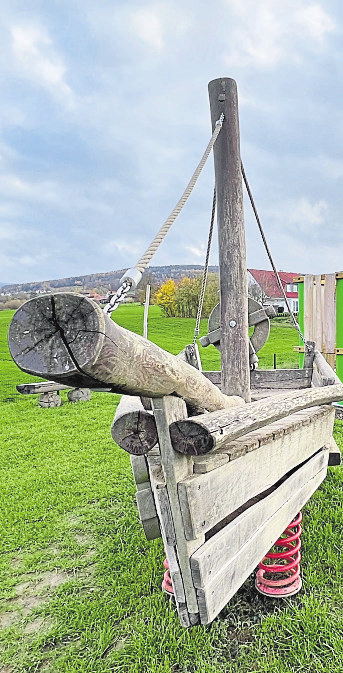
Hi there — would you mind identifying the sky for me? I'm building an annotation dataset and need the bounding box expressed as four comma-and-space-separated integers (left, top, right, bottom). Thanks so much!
1, 0, 343, 284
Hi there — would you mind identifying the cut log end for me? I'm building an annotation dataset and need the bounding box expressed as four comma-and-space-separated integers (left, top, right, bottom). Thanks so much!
111, 409, 158, 455
169, 421, 214, 456
8, 293, 104, 380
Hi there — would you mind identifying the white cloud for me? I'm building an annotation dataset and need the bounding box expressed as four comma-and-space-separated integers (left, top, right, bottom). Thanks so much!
222, 1, 335, 68
131, 8, 164, 51
11, 25, 74, 107
184, 244, 206, 258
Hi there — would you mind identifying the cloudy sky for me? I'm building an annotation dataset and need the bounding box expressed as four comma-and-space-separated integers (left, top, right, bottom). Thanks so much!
1, 0, 342, 284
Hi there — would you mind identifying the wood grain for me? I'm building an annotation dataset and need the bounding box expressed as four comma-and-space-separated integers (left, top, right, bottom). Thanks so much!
178, 407, 333, 539
170, 385, 343, 455
8, 293, 244, 413
208, 78, 250, 402
192, 448, 328, 624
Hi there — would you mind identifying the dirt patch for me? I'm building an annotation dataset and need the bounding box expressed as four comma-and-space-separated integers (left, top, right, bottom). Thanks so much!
0, 612, 20, 629
12, 595, 45, 616
14, 571, 69, 596
74, 533, 94, 546
0, 666, 14, 673
23, 617, 53, 635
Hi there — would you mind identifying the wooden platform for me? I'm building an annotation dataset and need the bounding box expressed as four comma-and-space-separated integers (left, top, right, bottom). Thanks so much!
129, 374, 338, 626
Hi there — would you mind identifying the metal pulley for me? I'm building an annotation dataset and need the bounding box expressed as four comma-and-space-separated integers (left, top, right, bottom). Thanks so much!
199, 298, 276, 369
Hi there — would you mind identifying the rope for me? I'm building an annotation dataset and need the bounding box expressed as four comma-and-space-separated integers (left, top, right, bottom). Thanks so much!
241, 162, 310, 350
192, 187, 216, 346
135, 114, 224, 274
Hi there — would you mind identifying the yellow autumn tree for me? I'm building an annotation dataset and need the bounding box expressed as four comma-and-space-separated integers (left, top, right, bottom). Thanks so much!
153, 278, 177, 317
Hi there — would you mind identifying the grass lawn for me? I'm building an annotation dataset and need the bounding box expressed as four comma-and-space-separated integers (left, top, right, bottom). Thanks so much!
0, 304, 342, 672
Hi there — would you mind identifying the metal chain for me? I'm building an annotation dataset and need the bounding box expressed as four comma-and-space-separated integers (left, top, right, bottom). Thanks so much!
192, 187, 216, 346
241, 162, 311, 351
103, 280, 131, 316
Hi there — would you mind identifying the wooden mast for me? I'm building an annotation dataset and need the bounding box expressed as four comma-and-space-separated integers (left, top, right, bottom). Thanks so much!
208, 78, 250, 402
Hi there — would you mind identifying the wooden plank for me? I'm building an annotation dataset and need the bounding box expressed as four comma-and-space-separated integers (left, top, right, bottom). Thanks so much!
208, 77, 250, 402
152, 397, 205, 617
170, 385, 343, 455
16, 381, 70, 394
313, 350, 341, 386
192, 448, 328, 624
178, 407, 334, 540
315, 274, 323, 352
304, 275, 314, 342
323, 274, 336, 358
326, 436, 342, 466
130, 455, 149, 485
251, 369, 312, 384
147, 456, 190, 626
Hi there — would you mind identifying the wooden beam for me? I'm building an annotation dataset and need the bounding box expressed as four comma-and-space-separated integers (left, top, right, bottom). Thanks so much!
8, 293, 244, 413
170, 385, 343, 455
208, 78, 250, 402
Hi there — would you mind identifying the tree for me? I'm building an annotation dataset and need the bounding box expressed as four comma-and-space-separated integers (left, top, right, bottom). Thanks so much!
153, 279, 177, 317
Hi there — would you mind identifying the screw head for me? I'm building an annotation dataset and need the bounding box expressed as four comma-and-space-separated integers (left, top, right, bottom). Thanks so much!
229, 320, 237, 327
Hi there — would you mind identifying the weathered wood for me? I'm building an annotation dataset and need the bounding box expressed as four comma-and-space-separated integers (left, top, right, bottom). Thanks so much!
191, 405, 326, 473
208, 78, 250, 402
251, 368, 312, 389
192, 448, 328, 624
143, 284, 150, 339
17, 381, 70, 395
304, 274, 314, 342
130, 454, 149, 485
67, 388, 91, 402
178, 407, 334, 539
170, 384, 343, 455
313, 350, 341, 386
152, 397, 204, 616
147, 454, 190, 625
111, 395, 158, 455
135, 486, 161, 540
203, 369, 312, 390
323, 273, 336, 360
315, 274, 323, 351
326, 436, 341, 466
9, 293, 244, 413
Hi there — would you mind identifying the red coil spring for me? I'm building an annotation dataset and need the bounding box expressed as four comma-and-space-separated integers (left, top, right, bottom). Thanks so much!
162, 558, 174, 595
255, 512, 303, 597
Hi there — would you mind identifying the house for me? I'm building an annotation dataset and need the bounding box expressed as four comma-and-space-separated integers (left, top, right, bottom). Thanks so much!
248, 269, 299, 314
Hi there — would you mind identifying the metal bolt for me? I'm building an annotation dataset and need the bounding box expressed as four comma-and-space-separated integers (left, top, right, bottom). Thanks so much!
229, 320, 237, 327
218, 94, 225, 101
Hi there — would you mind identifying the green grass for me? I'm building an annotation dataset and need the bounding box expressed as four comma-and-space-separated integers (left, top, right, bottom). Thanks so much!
0, 306, 342, 672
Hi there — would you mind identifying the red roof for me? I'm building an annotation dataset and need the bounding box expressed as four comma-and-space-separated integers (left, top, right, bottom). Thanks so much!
248, 269, 299, 299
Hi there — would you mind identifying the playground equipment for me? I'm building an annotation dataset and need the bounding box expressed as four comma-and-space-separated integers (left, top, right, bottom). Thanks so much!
295, 273, 343, 385
16, 381, 92, 407
8, 77, 342, 627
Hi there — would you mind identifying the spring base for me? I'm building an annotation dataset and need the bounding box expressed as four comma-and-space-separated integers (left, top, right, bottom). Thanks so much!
255, 512, 303, 598
161, 558, 174, 595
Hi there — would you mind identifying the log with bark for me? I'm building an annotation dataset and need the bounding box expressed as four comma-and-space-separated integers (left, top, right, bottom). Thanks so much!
169, 384, 343, 455
8, 293, 244, 413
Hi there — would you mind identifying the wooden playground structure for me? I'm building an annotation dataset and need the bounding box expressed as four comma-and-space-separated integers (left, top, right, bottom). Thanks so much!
8, 78, 343, 627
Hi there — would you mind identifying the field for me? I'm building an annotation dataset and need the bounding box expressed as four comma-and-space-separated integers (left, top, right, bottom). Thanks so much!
0, 304, 343, 673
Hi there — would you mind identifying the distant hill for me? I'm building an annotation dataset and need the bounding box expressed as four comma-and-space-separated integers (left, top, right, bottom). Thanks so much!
2, 265, 219, 297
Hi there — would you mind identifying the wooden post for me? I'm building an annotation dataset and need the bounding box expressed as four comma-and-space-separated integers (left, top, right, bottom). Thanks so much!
208, 78, 250, 402
143, 284, 151, 339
